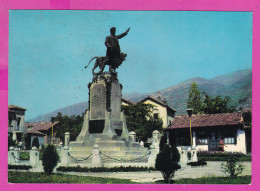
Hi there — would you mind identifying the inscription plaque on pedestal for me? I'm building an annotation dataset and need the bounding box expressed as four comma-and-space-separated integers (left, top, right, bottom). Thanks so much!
110, 83, 122, 120
90, 83, 106, 119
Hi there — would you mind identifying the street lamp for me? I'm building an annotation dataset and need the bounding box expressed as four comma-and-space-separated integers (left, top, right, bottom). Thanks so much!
186, 109, 193, 146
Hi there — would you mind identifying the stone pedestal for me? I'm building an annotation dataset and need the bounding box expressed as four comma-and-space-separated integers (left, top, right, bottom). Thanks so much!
30, 146, 39, 167
191, 146, 198, 162
129, 131, 136, 142
8, 147, 17, 164
148, 145, 158, 168
151, 130, 161, 153
69, 72, 147, 160
64, 132, 70, 150
179, 146, 188, 165
92, 144, 103, 167
60, 147, 71, 166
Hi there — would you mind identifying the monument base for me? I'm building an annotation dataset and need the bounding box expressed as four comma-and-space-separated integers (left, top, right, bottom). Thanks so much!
69, 72, 148, 161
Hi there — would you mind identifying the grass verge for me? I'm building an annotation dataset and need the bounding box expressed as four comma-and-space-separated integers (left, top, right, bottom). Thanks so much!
155, 175, 251, 184
8, 171, 134, 184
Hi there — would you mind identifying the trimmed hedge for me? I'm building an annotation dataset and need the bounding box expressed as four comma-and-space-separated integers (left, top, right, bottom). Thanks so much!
8, 165, 32, 170
197, 151, 251, 161
57, 166, 155, 173
187, 160, 207, 167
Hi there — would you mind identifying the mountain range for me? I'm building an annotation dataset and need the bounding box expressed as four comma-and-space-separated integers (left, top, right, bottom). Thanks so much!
28, 68, 252, 122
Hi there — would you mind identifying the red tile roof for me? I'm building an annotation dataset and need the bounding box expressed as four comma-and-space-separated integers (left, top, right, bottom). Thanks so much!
166, 112, 244, 129
8, 104, 26, 110
26, 121, 59, 131
138, 96, 176, 112
27, 129, 46, 136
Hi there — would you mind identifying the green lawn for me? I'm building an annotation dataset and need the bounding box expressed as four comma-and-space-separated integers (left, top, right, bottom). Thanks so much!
19, 152, 43, 160
8, 171, 134, 184
173, 176, 251, 184
8, 171, 251, 184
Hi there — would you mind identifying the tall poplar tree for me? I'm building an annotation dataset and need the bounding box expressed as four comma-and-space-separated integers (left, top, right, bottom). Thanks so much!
187, 82, 202, 114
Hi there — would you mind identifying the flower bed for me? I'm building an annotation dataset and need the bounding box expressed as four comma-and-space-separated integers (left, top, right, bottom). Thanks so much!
197, 151, 251, 161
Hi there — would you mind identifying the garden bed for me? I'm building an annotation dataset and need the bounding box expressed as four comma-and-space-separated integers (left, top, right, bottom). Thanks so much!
197, 151, 251, 161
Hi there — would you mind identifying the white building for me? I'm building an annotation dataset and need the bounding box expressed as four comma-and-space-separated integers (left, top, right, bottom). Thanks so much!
8, 105, 27, 147
138, 96, 176, 128
166, 109, 252, 154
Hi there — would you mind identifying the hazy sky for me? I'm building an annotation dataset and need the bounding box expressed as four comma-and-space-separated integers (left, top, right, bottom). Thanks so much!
9, 10, 252, 120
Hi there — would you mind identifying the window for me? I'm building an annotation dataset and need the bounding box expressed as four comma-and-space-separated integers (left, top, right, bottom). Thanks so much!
197, 138, 208, 145
196, 130, 209, 145
224, 137, 235, 144
222, 128, 237, 144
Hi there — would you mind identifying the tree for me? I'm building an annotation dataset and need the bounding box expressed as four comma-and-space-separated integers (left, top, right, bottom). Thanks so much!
122, 103, 163, 142
242, 110, 252, 127
8, 136, 17, 148
155, 133, 181, 183
54, 112, 84, 142
187, 82, 202, 114
32, 137, 40, 148
201, 92, 236, 114
42, 145, 60, 174
186, 82, 236, 114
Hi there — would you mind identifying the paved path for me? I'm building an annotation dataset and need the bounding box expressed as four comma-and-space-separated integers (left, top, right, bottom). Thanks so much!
60, 161, 251, 183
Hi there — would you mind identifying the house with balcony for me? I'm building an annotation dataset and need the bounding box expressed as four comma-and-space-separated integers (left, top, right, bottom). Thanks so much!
8, 105, 27, 147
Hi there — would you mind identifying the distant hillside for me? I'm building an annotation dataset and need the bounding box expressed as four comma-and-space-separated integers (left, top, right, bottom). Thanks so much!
152, 68, 252, 114
28, 69, 252, 122
28, 102, 88, 122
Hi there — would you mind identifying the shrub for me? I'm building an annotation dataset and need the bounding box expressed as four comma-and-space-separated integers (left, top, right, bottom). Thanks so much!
32, 137, 40, 149
42, 145, 59, 174
8, 136, 17, 149
187, 160, 207, 167
8, 165, 32, 170
155, 134, 181, 183
221, 155, 245, 178
197, 151, 250, 161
